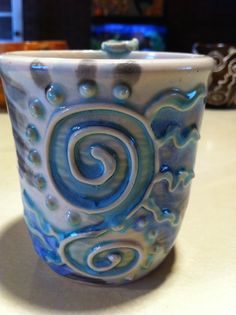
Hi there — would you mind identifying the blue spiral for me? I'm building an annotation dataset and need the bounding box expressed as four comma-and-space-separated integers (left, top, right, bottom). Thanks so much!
61, 237, 143, 279
47, 104, 156, 216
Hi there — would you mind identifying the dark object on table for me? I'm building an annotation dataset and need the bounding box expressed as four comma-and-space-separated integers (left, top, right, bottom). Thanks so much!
193, 43, 236, 108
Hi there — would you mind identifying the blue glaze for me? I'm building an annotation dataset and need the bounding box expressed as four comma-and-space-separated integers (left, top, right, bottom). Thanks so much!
64, 240, 140, 277
146, 84, 205, 113
78, 80, 97, 98
29, 98, 45, 119
148, 85, 205, 142
73, 142, 117, 180
65, 209, 81, 226
31, 63, 48, 71
46, 83, 65, 106
28, 149, 41, 166
26, 124, 40, 143
46, 195, 58, 210
112, 84, 131, 100
34, 174, 46, 191
23, 188, 178, 282
187, 90, 197, 99
18, 82, 206, 284
48, 108, 155, 220
23, 190, 56, 249
160, 164, 170, 173
161, 208, 171, 216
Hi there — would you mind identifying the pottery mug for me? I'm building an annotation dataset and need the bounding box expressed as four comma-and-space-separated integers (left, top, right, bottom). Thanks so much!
0, 39, 213, 285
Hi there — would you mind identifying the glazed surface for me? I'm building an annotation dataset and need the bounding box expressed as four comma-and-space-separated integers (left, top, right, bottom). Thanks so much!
0, 54, 210, 284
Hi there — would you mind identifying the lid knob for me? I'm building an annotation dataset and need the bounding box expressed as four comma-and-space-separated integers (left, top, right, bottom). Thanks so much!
101, 38, 139, 56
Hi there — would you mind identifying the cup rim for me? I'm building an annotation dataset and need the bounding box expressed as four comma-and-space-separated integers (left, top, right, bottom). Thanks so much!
0, 50, 214, 71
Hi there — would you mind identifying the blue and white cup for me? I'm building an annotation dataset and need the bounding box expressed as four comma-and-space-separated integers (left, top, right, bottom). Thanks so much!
0, 40, 213, 285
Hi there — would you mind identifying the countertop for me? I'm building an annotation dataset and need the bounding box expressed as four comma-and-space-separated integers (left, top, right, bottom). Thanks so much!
0, 109, 235, 315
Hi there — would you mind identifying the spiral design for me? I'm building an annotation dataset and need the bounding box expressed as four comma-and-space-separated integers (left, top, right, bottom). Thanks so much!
228, 58, 236, 75
60, 233, 144, 280
46, 104, 156, 215
208, 91, 228, 105
208, 50, 225, 71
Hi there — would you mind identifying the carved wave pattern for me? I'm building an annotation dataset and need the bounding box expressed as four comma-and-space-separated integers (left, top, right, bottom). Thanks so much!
24, 189, 177, 284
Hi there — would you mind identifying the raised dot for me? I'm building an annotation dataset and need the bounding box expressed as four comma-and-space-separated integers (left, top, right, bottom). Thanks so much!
108, 253, 120, 264
136, 215, 148, 229
161, 208, 171, 216
34, 174, 46, 191
113, 83, 131, 100
46, 83, 65, 106
26, 124, 40, 143
152, 243, 161, 253
28, 149, 41, 166
65, 209, 80, 226
29, 98, 45, 119
46, 195, 58, 210
148, 229, 158, 240
78, 80, 97, 98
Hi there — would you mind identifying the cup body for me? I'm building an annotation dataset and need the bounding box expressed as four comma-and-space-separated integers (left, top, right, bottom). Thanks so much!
0, 50, 213, 285
193, 43, 236, 107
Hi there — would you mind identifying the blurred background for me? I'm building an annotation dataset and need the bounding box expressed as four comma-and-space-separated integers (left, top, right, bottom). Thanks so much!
1, 0, 236, 109
0, 0, 236, 52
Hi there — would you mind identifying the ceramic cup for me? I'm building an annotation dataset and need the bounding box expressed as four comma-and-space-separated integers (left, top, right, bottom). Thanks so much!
0, 41, 68, 110
193, 43, 236, 107
0, 39, 213, 285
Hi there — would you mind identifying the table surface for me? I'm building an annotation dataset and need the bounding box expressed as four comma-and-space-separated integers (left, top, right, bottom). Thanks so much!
0, 109, 236, 315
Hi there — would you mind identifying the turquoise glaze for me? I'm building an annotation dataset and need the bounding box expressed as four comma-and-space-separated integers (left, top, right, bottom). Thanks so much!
0, 39, 214, 285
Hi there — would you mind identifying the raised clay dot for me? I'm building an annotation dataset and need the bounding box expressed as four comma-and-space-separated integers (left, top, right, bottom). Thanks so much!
28, 149, 41, 166
152, 243, 161, 253
65, 209, 80, 226
26, 124, 40, 143
112, 83, 131, 100
108, 253, 121, 264
78, 80, 97, 98
46, 195, 58, 210
161, 208, 171, 216
29, 98, 45, 119
136, 215, 148, 229
34, 174, 46, 191
148, 229, 158, 240
46, 83, 65, 106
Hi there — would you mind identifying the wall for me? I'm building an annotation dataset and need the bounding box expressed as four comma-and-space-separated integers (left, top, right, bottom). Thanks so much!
23, 0, 91, 49
22, 0, 236, 52
166, 0, 236, 52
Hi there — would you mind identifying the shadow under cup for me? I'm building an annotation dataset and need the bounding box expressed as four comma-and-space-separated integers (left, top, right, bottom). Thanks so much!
0, 50, 213, 285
